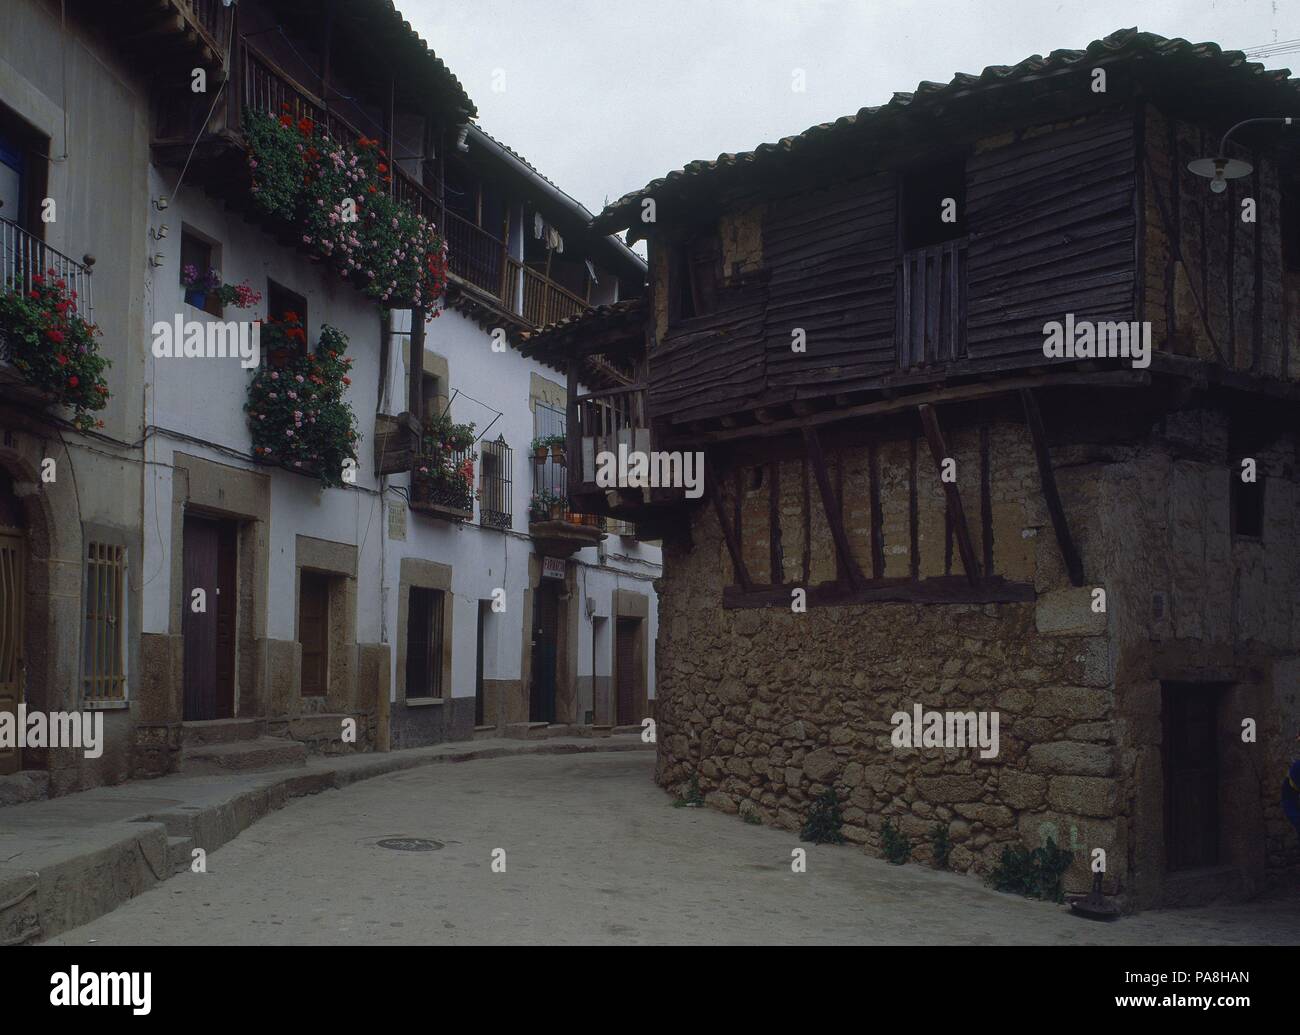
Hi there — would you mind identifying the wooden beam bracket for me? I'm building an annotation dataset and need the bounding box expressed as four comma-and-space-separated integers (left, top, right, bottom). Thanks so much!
1020, 388, 1085, 587
917, 403, 980, 585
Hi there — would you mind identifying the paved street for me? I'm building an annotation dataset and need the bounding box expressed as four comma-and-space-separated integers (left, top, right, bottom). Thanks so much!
46, 752, 1300, 945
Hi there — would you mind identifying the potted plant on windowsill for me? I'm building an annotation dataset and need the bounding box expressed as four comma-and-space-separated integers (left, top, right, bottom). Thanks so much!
545, 433, 567, 463
182, 266, 262, 312
530, 436, 549, 462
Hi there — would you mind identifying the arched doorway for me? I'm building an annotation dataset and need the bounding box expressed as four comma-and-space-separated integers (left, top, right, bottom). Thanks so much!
0, 467, 26, 774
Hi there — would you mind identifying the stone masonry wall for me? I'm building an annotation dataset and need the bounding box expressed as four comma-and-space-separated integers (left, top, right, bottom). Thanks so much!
656, 404, 1300, 908
656, 419, 1121, 898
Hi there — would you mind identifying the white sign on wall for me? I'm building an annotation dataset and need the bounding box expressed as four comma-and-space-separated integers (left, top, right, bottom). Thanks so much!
541, 557, 566, 581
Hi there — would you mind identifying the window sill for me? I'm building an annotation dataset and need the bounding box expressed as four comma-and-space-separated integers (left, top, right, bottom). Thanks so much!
404, 696, 445, 708
82, 698, 130, 710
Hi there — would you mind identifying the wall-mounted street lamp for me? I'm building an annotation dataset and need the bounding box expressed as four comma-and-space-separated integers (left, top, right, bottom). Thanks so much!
1188, 116, 1294, 193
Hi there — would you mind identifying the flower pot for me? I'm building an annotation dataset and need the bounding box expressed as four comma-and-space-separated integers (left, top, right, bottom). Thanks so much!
186, 289, 207, 310
548, 502, 566, 521
549, 443, 565, 463
533, 446, 547, 462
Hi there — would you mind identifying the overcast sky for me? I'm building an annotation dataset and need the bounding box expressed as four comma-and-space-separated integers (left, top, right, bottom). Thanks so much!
407, 0, 1293, 219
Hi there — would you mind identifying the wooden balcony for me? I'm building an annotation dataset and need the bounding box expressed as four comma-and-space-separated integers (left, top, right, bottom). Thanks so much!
566, 383, 683, 515
896, 237, 968, 370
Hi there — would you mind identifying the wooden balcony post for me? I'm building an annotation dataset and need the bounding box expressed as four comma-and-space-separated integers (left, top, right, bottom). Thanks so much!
228, 7, 243, 132
408, 307, 425, 427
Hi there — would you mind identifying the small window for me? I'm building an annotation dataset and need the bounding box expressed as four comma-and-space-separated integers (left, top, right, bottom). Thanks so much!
1231, 471, 1264, 539
83, 542, 126, 702
670, 234, 720, 321
421, 372, 442, 425
267, 280, 308, 342
181, 231, 223, 317
901, 157, 966, 251
406, 587, 445, 699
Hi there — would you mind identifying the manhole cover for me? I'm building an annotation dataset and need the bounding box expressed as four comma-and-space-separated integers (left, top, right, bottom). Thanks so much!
377, 838, 443, 852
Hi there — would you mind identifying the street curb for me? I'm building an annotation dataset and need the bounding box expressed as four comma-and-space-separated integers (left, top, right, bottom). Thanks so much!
12, 736, 651, 944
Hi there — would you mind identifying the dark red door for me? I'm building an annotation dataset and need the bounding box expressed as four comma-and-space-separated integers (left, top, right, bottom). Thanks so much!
616, 617, 639, 726
182, 516, 237, 720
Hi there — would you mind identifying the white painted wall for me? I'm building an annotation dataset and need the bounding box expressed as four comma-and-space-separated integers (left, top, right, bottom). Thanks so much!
384, 305, 660, 704
142, 164, 387, 645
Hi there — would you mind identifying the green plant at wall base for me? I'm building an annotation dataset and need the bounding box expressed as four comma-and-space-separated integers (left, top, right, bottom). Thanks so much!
0, 271, 110, 432
931, 822, 951, 870
988, 837, 1074, 902
673, 773, 705, 808
881, 819, 912, 865
800, 788, 845, 844
245, 319, 359, 488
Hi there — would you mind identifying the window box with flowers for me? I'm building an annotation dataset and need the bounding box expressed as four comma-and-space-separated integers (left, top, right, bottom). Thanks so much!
0, 270, 110, 432
410, 414, 477, 521
244, 109, 448, 310
245, 317, 359, 488
182, 265, 261, 313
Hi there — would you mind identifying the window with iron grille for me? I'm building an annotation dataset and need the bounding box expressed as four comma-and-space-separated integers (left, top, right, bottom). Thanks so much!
405, 587, 445, 699
83, 542, 126, 701
532, 402, 569, 518
480, 436, 512, 530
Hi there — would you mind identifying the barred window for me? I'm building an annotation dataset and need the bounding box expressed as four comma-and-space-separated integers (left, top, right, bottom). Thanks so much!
83, 542, 126, 701
480, 437, 513, 531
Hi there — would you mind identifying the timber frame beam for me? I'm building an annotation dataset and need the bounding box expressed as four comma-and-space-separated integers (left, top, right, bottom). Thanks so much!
1020, 388, 1086, 586
917, 404, 980, 585
802, 426, 867, 589
706, 455, 753, 592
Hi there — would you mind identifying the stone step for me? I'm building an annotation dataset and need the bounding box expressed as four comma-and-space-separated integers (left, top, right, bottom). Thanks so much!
180, 736, 307, 775
181, 718, 266, 747
503, 722, 551, 740
0, 769, 50, 808
472, 725, 500, 740
266, 714, 359, 755
166, 836, 196, 876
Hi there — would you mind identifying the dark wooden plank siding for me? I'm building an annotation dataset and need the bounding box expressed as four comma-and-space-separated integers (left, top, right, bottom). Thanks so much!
966, 113, 1137, 358
763, 174, 897, 384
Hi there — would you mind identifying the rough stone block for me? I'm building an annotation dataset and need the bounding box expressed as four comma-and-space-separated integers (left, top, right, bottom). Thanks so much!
1027, 741, 1114, 777
1035, 587, 1108, 636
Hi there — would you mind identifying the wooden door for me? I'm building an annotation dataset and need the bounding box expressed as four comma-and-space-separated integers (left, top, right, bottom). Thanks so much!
299, 572, 330, 696
615, 617, 639, 726
182, 516, 237, 720
529, 581, 558, 723
1163, 683, 1220, 871
0, 529, 24, 774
